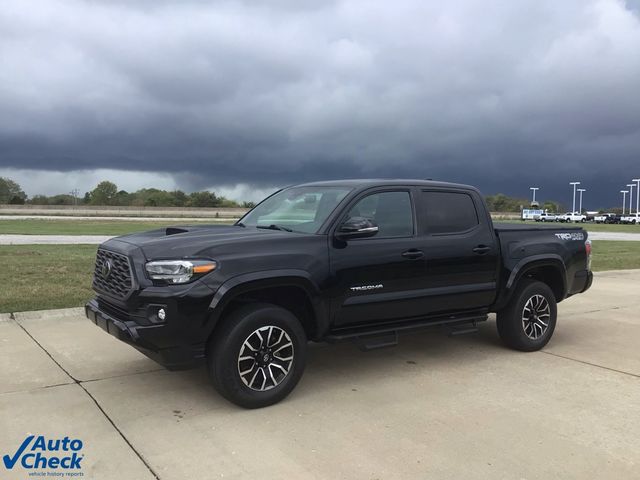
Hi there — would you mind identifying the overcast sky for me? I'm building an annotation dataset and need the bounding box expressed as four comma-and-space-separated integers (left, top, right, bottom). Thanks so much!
1, 0, 639, 207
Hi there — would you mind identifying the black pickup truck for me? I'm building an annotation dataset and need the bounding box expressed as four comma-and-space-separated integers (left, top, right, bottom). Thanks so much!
86, 180, 593, 408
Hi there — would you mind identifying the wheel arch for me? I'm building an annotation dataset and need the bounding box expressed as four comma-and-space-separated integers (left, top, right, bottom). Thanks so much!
499, 255, 567, 308
206, 270, 328, 342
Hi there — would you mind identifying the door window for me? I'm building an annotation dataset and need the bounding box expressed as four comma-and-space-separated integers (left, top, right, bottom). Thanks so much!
420, 191, 479, 234
345, 191, 414, 237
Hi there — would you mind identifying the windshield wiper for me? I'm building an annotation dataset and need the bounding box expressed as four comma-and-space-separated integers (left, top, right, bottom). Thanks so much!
256, 224, 293, 232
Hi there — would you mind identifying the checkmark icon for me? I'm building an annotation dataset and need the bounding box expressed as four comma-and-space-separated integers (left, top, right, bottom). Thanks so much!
3, 435, 34, 469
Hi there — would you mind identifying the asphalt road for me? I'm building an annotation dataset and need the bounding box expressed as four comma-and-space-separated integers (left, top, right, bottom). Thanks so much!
0, 234, 114, 244
1, 270, 639, 479
0, 206, 248, 218
587, 231, 640, 241
2, 230, 640, 244
0, 215, 235, 221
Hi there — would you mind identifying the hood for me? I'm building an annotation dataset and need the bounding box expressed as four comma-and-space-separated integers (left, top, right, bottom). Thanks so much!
102, 224, 292, 259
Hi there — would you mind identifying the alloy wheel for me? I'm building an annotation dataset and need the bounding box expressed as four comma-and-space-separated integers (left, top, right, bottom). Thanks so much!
237, 326, 294, 391
522, 294, 551, 340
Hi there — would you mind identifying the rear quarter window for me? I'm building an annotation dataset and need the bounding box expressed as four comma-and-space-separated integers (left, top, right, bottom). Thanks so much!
420, 190, 479, 234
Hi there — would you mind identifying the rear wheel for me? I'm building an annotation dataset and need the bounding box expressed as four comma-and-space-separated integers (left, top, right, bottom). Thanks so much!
207, 303, 307, 408
497, 279, 557, 351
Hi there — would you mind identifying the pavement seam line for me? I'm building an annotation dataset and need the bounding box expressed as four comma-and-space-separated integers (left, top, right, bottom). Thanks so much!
14, 320, 160, 480
0, 382, 78, 396
79, 385, 160, 480
80, 367, 166, 384
14, 319, 79, 383
541, 350, 640, 379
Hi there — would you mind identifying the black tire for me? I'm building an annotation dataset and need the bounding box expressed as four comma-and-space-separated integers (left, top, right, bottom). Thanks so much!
496, 279, 557, 352
207, 303, 307, 409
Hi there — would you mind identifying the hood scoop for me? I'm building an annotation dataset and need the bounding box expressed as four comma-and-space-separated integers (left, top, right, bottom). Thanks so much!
166, 227, 190, 235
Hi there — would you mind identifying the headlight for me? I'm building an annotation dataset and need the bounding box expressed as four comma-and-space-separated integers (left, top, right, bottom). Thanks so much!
145, 259, 217, 284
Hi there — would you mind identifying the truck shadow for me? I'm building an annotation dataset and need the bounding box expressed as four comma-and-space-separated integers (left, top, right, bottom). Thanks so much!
158, 318, 507, 409
306, 318, 504, 374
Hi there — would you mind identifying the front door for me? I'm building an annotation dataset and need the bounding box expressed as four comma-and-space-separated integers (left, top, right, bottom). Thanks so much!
329, 189, 428, 327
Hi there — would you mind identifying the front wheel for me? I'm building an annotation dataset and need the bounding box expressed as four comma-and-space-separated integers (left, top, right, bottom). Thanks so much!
496, 279, 557, 352
207, 303, 307, 408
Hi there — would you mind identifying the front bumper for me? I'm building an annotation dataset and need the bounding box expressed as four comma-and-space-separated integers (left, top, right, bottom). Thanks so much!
85, 299, 207, 370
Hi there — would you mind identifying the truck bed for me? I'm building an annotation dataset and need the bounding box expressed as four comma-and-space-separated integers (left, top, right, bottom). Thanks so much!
492, 222, 589, 305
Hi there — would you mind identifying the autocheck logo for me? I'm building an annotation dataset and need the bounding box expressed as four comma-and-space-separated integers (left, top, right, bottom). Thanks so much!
3, 435, 84, 472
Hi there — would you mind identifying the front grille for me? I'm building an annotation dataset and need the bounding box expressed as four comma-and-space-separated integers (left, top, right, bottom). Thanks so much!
93, 249, 133, 299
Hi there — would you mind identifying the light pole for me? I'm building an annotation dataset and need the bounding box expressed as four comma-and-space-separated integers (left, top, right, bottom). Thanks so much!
633, 178, 640, 217
569, 182, 580, 213
621, 190, 628, 215
529, 187, 539, 205
627, 184, 635, 217
577, 188, 586, 213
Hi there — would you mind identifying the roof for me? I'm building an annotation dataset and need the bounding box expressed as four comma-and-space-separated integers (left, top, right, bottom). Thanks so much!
294, 178, 477, 191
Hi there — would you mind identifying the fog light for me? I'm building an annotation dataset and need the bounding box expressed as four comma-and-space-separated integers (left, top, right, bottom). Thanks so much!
158, 308, 166, 321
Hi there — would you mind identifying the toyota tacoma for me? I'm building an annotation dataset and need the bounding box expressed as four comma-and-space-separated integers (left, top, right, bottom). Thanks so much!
86, 180, 593, 408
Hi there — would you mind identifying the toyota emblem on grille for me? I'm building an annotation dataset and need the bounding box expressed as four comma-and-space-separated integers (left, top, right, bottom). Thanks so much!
101, 259, 113, 279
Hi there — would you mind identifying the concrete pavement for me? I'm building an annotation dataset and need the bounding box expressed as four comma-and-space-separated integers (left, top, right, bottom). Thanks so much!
1, 271, 639, 479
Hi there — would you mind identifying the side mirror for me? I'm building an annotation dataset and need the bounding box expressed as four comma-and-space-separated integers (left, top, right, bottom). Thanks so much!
336, 216, 379, 240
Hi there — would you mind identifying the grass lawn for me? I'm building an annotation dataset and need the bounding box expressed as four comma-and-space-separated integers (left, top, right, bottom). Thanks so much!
1, 240, 639, 313
0, 245, 97, 313
581, 223, 640, 233
590, 241, 640, 272
0, 218, 234, 235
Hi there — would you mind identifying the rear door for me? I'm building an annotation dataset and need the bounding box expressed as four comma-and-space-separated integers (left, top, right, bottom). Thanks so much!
414, 189, 498, 313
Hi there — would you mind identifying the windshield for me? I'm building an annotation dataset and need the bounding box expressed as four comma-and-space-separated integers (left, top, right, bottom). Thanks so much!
239, 186, 352, 233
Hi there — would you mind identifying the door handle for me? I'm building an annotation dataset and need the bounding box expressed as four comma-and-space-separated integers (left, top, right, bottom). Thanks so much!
401, 249, 424, 260
472, 245, 491, 255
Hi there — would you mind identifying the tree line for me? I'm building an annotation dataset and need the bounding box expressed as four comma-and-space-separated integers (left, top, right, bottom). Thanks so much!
0, 178, 255, 208
2, 176, 572, 212
485, 193, 564, 213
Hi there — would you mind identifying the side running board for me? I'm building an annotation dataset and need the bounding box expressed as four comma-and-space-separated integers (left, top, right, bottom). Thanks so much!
325, 313, 488, 350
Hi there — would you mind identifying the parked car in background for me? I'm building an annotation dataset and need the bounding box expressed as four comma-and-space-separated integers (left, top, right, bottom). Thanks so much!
621, 215, 639, 224
594, 213, 616, 223
534, 212, 558, 222
521, 209, 543, 221
558, 212, 586, 223
605, 214, 622, 224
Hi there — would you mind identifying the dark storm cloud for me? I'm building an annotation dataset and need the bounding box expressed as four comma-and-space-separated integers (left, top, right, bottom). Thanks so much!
1, 0, 640, 206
